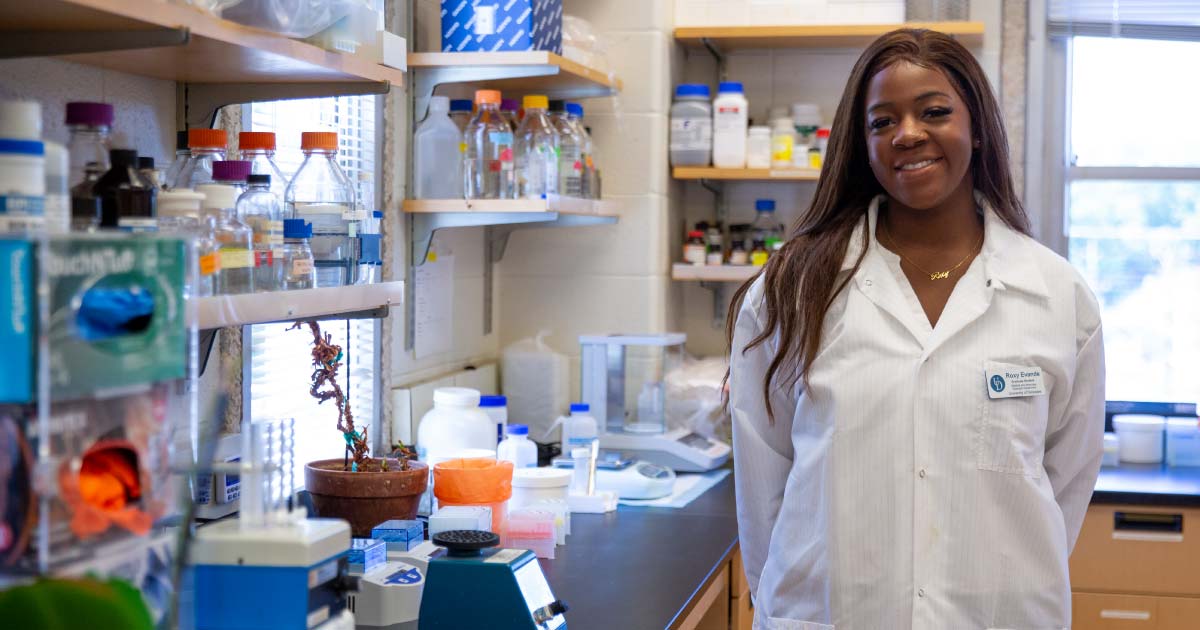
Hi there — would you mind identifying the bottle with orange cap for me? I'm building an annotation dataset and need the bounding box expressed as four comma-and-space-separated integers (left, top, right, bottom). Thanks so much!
175, 128, 228, 190
238, 131, 290, 199
284, 131, 359, 287
464, 89, 515, 199
515, 95, 559, 199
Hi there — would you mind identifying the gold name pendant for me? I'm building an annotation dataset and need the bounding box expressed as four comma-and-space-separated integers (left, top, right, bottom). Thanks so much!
930, 271, 950, 280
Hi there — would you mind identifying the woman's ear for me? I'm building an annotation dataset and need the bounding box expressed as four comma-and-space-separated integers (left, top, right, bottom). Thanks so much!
973, 138, 981, 149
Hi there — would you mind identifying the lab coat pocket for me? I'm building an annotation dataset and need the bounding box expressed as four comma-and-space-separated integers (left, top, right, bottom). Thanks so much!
977, 361, 1051, 478
755, 616, 834, 630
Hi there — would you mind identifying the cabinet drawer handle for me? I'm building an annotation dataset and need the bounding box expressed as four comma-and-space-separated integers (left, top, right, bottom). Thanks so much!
1100, 609, 1151, 621
1112, 511, 1184, 542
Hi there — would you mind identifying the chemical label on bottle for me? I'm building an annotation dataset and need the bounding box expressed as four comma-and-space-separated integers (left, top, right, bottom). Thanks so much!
771, 136, 794, 164
751, 251, 769, 266
254, 250, 274, 267
714, 107, 745, 132
219, 248, 254, 269
0, 194, 45, 217
683, 244, 706, 266
342, 208, 367, 221
669, 118, 713, 152
499, 146, 514, 163
291, 259, 314, 276
199, 252, 219, 276
252, 220, 285, 247
489, 131, 514, 148
118, 217, 158, 233
730, 250, 749, 265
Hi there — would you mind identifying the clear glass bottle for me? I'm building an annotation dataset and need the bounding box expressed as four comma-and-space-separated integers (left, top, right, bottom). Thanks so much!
239, 131, 290, 199
65, 101, 113, 189
750, 199, 783, 253
285, 131, 358, 287
500, 98, 520, 132
163, 130, 190, 191
449, 99, 474, 133
279, 218, 316, 291
237, 174, 284, 292
515, 94, 559, 199
729, 238, 749, 265
211, 160, 250, 194
159, 189, 219, 298
70, 161, 103, 232
198, 183, 255, 295
177, 128, 228, 189
566, 103, 595, 199
464, 90, 515, 199
549, 100, 584, 198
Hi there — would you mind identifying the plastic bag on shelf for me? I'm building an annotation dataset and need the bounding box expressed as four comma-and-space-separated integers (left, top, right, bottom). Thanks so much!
219, 0, 368, 39
562, 15, 610, 74
176, 0, 244, 15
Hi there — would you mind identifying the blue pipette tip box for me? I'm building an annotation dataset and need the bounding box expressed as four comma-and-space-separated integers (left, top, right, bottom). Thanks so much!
348, 538, 387, 574
371, 519, 424, 552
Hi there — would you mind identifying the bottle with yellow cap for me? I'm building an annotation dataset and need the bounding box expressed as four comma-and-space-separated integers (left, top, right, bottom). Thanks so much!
284, 131, 359, 287
464, 89, 515, 199
515, 95, 559, 199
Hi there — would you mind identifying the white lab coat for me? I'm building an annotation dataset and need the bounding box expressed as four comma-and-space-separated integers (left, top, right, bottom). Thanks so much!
730, 194, 1105, 630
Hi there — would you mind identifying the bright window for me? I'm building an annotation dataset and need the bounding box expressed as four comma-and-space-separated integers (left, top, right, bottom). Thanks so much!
244, 95, 381, 484
1066, 37, 1200, 403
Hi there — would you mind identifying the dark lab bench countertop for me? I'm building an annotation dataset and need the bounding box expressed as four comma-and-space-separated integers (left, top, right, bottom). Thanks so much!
1092, 463, 1200, 507
539, 475, 739, 630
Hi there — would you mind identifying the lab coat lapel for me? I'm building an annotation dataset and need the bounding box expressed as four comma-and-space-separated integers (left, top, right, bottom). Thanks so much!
845, 197, 933, 346
921, 258, 992, 357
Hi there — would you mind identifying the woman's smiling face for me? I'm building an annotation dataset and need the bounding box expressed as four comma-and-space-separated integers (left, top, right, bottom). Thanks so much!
864, 60, 975, 211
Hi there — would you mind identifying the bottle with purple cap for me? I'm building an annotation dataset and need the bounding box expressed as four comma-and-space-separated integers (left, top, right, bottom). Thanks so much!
65, 101, 113, 189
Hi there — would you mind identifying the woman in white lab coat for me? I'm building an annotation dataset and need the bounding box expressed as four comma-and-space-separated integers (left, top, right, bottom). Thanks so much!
727, 29, 1105, 629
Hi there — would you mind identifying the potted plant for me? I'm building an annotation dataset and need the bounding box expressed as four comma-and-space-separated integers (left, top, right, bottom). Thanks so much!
295, 321, 427, 536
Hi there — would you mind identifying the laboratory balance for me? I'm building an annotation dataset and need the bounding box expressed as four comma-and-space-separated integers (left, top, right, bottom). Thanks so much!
580, 334, 730, 472
418, 530, 568, 630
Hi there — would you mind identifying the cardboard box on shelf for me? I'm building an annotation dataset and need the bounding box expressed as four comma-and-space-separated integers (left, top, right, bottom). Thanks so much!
441, 0, 563, 54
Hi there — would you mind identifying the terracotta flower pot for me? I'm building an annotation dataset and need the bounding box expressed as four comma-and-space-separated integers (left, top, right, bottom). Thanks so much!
304, 458, 428, 537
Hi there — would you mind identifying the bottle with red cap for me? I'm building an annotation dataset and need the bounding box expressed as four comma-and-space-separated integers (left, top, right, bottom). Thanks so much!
65, 101, 114, 188
164, 131, 190, 191
284, 131, 359, 287
238, 131, 290, 199
464, 90, 515, 199
176, 128, 228, 189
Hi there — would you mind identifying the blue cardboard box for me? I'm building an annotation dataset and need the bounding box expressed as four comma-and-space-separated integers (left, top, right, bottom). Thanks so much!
348, 538, 387, 574
371, 519, 424, 552
0, 239, 34, 404
441, 0, 563, 54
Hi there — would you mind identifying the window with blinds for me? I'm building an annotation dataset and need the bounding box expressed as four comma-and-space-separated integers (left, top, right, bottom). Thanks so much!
244, 95, 382, 485
1046, 5, 1200, 403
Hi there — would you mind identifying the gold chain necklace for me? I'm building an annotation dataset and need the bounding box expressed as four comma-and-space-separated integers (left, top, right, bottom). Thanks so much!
879, 220, 984, 281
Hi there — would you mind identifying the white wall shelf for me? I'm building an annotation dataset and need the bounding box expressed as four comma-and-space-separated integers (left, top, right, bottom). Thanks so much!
196, 282, 404, 330
674, 22, 985, 50
0, 0, 405, 126
672, 263, 758, 282
673, 166, 821, 181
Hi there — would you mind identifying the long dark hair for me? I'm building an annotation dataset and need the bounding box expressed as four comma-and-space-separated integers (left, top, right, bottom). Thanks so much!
726, 29, 1030, 422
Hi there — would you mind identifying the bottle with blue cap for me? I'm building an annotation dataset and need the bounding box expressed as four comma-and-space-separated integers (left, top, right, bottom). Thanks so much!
554, 403, 598, 474
497, 423, 538, 469
713, 81, 749, 168
279, 218, 316, 290
750, 199, 783, 265
670, 84, 713, 167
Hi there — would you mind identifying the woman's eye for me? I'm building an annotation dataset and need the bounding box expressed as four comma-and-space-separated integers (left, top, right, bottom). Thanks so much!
925, 107, 952, 118
869, 118, 891, 130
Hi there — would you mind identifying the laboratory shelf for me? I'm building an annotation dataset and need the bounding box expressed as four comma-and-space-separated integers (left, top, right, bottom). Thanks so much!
672, 166, 821, 181
672, 263, 758, 282
674, 21, 985, 49
195, 281, 404, 330
408, 51, 622, 101
0, 0, 405, 126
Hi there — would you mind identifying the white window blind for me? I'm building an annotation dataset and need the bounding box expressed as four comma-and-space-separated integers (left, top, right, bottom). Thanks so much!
1049, 1, 1200, 40
245, 95, 381, 484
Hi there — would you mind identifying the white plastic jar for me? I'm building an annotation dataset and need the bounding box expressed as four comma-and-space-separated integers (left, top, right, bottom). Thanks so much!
669, 84, 713, 167
0, 139, 46, 233
510, 467, 572, 511
1166, 418, 1200, 467
712, 82, 748, 168
1113, 414, 1166, 464
479, 394, 508, 445
745, 126, 771, 169
497, 424, 538, 469
418, 387, 499, 467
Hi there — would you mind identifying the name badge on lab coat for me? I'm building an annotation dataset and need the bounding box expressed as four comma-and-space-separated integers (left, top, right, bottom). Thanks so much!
985, 364, 1047, 399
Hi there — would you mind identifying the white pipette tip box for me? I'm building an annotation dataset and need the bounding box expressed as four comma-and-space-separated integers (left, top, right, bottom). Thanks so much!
568, 491, 618, 513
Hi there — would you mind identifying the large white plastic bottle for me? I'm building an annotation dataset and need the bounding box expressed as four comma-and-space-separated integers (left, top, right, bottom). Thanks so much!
712, 82, 749, 168
417, 387, 498, 467
414, 96, 464, 199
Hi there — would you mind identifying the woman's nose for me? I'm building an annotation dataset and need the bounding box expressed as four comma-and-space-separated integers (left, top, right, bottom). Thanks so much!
892, 117, 927, 148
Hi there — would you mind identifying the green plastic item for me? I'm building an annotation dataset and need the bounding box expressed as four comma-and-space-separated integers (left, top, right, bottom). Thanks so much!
0, 576, 154, 630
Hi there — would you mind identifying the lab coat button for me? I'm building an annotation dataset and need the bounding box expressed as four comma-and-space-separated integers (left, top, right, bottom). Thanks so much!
918, 468, 927, 478
864, 279, 873, 287
918, 588, 926, 598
